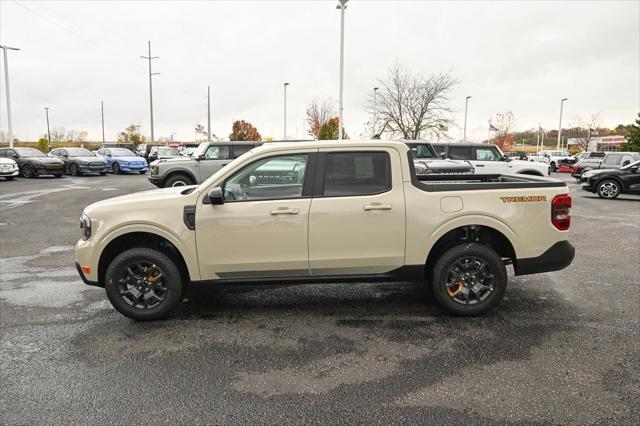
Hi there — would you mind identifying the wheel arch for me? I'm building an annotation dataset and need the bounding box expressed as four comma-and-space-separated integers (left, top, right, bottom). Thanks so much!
596, 175, 625, 191
424, 223, 517, 279
164, 169, 197, 185
97, 229, 195, 286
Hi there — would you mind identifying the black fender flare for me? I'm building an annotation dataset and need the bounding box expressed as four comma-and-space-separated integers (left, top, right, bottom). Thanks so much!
164, 169, 197, 185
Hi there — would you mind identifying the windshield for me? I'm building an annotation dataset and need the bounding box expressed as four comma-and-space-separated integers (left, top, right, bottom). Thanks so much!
110, 148, 135, 157
193, 142, 209, 158
67, 148, 94, 157
622, 160, 640, 170
15, 148, 46, 157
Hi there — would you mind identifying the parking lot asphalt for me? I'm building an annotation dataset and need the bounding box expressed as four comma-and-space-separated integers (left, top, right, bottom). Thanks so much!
1, 172, 639, 425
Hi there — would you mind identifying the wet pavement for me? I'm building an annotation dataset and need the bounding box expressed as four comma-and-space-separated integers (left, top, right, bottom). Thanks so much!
1, 173, 638, 424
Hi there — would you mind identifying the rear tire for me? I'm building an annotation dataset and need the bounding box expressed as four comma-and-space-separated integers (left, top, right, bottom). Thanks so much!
105, 247, 183, 321
596, 179, 621, 199
550, 162, 557, 172
431, 243, 507, 316
164, 173, 193, 187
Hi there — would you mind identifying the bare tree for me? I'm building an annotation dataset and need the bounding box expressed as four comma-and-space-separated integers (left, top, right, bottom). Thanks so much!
0, 130, 8, 144
490, 112, 516, 150
569, 113, 602, 152
366, 62, 458, 140
50, 127, 67, 143
66, 129, 88, 143
306, 98, 336, 139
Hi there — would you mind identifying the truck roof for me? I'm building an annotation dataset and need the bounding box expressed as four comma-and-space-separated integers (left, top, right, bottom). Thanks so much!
257, 139, 410, 152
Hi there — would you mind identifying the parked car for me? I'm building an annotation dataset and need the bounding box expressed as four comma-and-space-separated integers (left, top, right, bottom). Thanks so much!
0, 157, 19, 180
559, 151, 605, 169
95, 147, 148, 174
571, 152, 640, 181
75, 140, 575, 320
429, 142, 549, 176
580, 160, 640, 199
49, 147, 108, 176
529, 150, 572, 172
504, 151, 528, 161
0, 147, 65, 178
406, 142, 474, 174
148, 141, 259, 187
147, 146, 182, 164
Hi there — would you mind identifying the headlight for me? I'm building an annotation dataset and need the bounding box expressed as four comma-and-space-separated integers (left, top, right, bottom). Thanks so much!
80, 213, 92, 240
151, 165, 159, 175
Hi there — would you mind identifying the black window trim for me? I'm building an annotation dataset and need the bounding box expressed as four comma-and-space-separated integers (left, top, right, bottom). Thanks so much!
205, 151, 317, 204
312, 150, 393, 198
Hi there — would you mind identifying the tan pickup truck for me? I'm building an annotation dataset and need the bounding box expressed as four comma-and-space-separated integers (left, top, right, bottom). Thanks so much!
75, 140, 575, 320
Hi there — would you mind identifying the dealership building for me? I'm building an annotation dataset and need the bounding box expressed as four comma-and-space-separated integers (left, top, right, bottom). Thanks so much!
567, 135, 626, 152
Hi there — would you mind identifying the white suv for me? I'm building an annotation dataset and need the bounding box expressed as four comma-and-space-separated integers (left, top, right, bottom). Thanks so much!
429, 143, 550, 176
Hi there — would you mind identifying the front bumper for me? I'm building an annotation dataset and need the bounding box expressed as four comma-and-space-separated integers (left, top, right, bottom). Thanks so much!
580, 177, 597, 193
0, 169, 19, 177
514, 241, 575, 276
148, 175, 164, 187
75, 262, 101, 287
118, 164, 148, 172
79, 164, 108, 173
35, 166, 64, 175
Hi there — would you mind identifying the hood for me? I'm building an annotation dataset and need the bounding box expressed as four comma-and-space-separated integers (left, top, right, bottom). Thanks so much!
153, 157, 195, 166
71, 156, 107, 163
0, 158, 17, 165
111, 156, 146, 162
26, 156, 64, 164
583, 168, 619, 177
85, 185, 198, 216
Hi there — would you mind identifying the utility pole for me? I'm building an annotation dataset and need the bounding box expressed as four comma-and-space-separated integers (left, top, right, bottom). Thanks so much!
536, 123, 541, 152
0, 45, 20, 148
372, 87, 378, 138
140, 41, 159, 144
463, 95, 471, 142
557, 97, 567, 151
101, 101, 105, 144
207, 86, 212, 142
283, 82, 289, 140
44, 107, 51, 146
337, 0, 348, 140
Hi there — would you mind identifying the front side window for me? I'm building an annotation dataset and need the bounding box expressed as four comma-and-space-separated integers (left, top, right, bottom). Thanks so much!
204, 146, 230, 160
223, 154, 308, 201
409, 144, 435, 159
475, 147, 501, 161
448, 146, 472, 160
323, 152, 390, 197
604, 154, 621, 166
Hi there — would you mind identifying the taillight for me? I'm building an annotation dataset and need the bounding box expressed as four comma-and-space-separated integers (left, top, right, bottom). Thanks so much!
551, 194, 572, 230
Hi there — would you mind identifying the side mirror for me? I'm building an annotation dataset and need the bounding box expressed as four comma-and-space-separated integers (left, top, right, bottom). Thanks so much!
11, 154, 18, 159
622, 160, 630, 166
630, 166, 639, 173
439, 152, 448, 160
502, 155, 511, 162
62, 154, 68, 158
207, 186, 224, 205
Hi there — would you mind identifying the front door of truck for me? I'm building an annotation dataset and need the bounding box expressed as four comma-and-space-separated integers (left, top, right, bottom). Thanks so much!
195, 151, 316, 279
308, 149, 406, 275
472, 146, 507, 174
196, 145, 231, 182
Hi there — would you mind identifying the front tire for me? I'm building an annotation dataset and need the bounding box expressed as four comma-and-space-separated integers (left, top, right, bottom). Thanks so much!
596, 179, 621, 199
105, 247, 184, 320
164, 173, 193, 187
431, 243, 507, 316
139, 170, 147, 175
112, 162, 121, 174
99, 172, 107, 176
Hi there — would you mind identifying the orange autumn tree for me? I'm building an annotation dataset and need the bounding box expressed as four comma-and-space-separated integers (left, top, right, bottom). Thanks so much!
229, 120, 262, 141
490, 112, 516, 150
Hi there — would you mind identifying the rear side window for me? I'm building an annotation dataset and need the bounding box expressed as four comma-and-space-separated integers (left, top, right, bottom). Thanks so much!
409, 144, 435, 159
232, 145, 253, 159
603, 154, 621, 166
432, 145, 446, 155
448, 146, 472, 160
322, 152, 390, 197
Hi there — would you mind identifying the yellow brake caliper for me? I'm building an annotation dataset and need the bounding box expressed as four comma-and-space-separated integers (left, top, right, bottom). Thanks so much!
447, 281, 463, 297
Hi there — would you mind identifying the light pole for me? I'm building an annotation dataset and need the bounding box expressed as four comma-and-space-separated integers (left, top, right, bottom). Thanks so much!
44, 107, 51, 147
207, 86, 212, 142
283, 82, 289, 140
101, 101, 105, 144
372, 87, 379, 138
141, 41, 159, 144
337, 0, 348, 140
557, 97, 567, 151
463, 95, 471, 142
0, 45, 20, 148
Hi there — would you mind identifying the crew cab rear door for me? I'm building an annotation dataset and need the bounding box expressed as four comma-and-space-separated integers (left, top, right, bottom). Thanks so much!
308, 148, 406, 276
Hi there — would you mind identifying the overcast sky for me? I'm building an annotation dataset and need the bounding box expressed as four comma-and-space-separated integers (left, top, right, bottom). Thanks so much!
1, 0, 638, 142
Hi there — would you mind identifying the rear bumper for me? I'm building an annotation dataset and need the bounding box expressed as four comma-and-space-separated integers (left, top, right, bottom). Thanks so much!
514, 241, 575, 276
